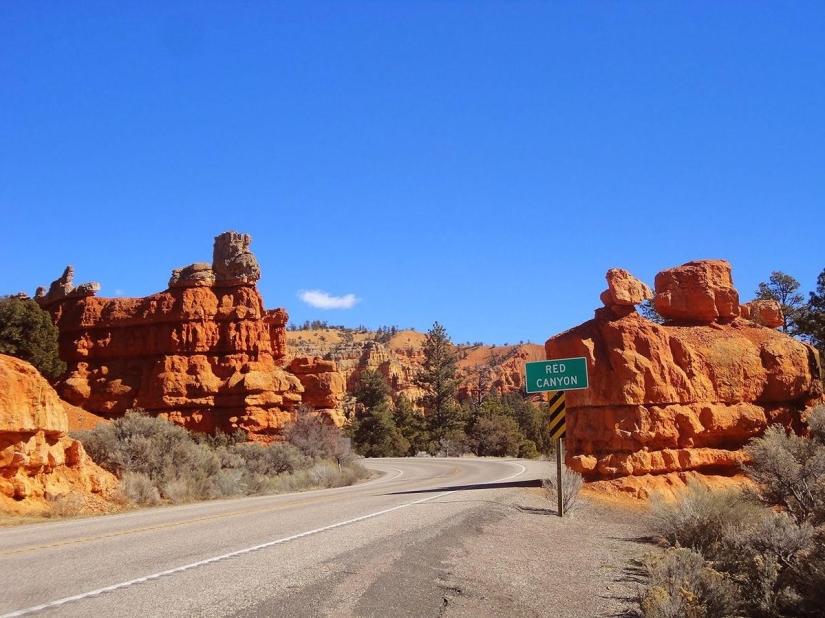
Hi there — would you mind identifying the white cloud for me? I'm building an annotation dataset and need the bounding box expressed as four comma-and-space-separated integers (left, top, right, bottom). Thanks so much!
298, 289, 359, 309
114, 289, 125, 296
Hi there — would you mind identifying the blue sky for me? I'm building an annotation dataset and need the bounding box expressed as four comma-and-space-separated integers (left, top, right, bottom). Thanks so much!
2, 2, 823, 345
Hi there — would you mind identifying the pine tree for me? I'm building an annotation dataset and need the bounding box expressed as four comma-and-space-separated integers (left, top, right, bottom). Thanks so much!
0, 296, 66, 381
393, 394, 430, 455
798, 268, 825, 360
755, 271, 805, 334
415, 322, 464, 448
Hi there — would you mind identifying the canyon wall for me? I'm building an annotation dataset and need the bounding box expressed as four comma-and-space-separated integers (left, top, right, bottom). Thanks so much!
36, 232, 344, 440
545, 261, 823, 494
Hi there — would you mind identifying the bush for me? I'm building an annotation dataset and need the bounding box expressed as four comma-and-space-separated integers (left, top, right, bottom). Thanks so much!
119, 472, 161, 506
649, 481, 763, 557
227, 441, 311, 476
0, 296, 65, 380
639, 548, 740, 618
73, 409, 367, 507
638, 425, 825, 618
285, 406, 351, 461
744, 424, 825, 525
542, 465, 584, 515
806, 405, 825, 445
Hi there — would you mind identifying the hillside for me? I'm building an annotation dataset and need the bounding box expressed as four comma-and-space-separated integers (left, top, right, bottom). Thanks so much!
285, 327, 545, 409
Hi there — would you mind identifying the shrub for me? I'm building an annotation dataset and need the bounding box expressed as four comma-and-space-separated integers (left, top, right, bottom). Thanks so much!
73, 409, 367, 507
285, 406, 350, 461
639, 548, 740, 618
0, 296, 65, 380
744, 424, 825, 525
228, 441, 311, 476
542, 465, 584, 515
46, 493, 86, 518
119, 472, 161, 506
649, 481, 762, 557
806, 405, 825, 445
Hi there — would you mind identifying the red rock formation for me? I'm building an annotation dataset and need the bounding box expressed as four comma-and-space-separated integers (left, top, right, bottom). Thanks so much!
0, 354, 117, 510
740, 300, 784, 329
35, 232, 344, 440
546, 260, 822, 486
288, 357, 347, 425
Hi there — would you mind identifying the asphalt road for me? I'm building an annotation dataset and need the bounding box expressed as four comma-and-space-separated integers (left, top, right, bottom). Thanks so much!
0, 458, 550, 618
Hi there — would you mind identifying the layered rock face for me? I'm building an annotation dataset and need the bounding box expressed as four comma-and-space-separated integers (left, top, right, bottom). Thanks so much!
36, 232, 344, 439
546, 260, 823, 488
0, 354, 116, 508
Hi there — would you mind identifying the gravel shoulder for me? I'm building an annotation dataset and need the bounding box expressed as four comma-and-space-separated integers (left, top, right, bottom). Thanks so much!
438, 486, 651, 618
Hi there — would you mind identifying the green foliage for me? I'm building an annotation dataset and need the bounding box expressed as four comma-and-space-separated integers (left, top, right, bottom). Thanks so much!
416, 322, 464, 447
393, 394, 431, 455
0, 296, 66, 380
797, 268, 825, 359
755, 271, 805, 335
352, 402, 410, 457
470, 411, 522, 457
639, 299, 665, 324
350, 370, 408, 457
353, 369, 392, 410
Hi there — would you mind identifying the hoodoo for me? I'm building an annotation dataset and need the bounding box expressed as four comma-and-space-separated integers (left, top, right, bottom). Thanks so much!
545, 260, 823, 496
35, 232, 344, 441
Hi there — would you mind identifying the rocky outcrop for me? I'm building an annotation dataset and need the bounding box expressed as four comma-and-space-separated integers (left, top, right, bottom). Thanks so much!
288, 357, 347, 425
288, 334, 426, 406
0, 354, 117, 510
36, 232, 344, 440
546, 260, 822, 486
740, 300, 784, 328
34, 266, 100, 305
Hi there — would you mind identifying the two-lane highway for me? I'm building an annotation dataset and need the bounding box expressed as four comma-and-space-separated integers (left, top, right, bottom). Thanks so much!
0, 458, 549, 618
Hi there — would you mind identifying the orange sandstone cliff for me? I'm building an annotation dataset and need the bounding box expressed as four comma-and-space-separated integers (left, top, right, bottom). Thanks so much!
0, 354, 117, 512
35, 232, 345, 440
545, 261, 823, 495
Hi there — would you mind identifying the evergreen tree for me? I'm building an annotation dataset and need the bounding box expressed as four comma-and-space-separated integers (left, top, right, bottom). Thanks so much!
797, 268, 825, 360
0, 296, 66, 381
393, 394, 430, 455
350, 370, 408, 456
755, 271, 805, 334
353, 369, 391, 411
351, 402, 409, 457
416, 322, 463, 449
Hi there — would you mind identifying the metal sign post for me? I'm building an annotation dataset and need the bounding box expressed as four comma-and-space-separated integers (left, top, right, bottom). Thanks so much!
526, 357, 590, 518
545, 390, 568, 518
557, 435, 564, 518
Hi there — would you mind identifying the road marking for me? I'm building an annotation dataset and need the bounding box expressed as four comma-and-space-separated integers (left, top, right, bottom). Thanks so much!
0, 466, 408, 558
0, 489, 459, 618
500, 461, 527, 482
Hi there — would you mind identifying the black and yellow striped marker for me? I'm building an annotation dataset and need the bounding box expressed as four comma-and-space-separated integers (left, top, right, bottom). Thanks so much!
547, 390, 566, 440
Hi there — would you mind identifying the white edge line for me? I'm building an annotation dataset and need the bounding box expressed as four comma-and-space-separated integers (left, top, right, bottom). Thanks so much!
0, 489, 455, 618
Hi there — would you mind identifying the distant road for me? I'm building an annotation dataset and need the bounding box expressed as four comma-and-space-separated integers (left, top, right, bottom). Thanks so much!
0, 458, 549, 618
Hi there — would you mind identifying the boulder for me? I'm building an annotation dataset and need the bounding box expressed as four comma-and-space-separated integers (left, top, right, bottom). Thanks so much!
740, 300, 784, 329
601, 268, 653, 307
654, 260, 740, 322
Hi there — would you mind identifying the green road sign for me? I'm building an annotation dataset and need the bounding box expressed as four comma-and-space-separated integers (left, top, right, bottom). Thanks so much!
525, 357, 589, 393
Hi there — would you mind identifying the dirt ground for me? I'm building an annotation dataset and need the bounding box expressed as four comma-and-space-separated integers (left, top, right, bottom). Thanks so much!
438, 486, 652, 618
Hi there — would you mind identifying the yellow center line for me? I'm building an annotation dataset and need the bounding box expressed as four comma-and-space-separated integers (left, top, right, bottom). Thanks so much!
0, 463, 465, 557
